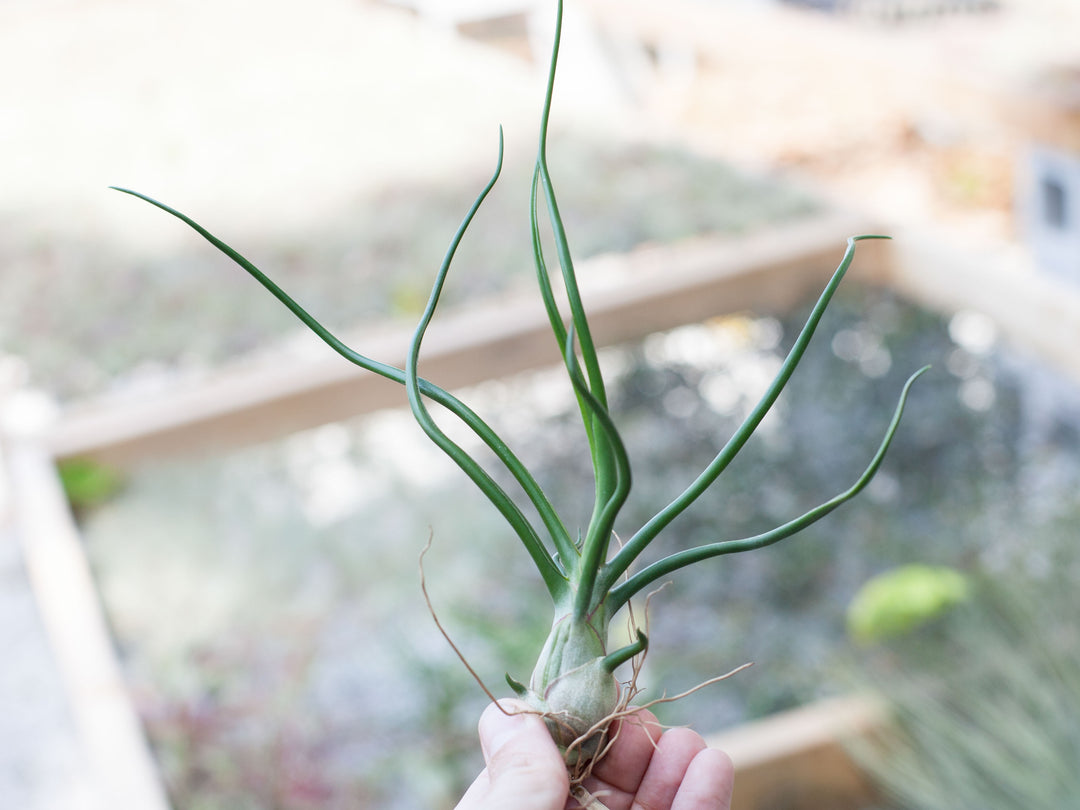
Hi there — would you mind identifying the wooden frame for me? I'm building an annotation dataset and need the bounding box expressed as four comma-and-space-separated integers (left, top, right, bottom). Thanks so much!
47, 210, 884, 468
0, 431, 171, 810
709, 696, 886, 810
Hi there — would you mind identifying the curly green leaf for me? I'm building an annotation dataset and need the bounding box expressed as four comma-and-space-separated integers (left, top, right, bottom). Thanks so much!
606, 365, 930, 613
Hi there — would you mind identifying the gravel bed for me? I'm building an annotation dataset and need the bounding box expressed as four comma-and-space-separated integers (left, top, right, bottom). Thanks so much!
78, 284, 1080, 809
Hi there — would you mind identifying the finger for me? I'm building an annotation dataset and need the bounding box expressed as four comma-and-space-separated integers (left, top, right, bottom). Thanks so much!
671, 748, 735, 810
583, 708, 664, 801
460, 700, 569, 810
628, 727, 706, 810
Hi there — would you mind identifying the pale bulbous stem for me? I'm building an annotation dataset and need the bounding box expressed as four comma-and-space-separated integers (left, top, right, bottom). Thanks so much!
526, 613, 619, 759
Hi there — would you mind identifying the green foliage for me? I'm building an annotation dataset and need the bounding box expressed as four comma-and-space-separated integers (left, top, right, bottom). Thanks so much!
57, 457, 123, 511
846, 565, 969, 644
853, 567, 1080, 809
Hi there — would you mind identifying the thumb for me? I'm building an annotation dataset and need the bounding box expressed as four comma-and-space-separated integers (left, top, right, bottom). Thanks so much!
475, 700, 569, 810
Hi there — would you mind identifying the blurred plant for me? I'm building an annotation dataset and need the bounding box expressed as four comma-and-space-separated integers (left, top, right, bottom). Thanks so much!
846, 564, 969, 644
850, 566, 1080, 809
56, 457, 123, 515
138, 628, 373, 810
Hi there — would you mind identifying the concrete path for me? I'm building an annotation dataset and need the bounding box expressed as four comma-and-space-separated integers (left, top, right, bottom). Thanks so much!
0, 440, 98, 810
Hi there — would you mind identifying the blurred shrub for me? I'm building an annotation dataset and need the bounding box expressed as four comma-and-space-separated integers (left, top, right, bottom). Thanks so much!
851, 560, 1080, 808
57, 457, 123, 514
846, 565, 969, 644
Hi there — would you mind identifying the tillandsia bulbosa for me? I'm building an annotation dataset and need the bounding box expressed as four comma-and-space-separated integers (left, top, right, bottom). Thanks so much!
112, 0, 927, 791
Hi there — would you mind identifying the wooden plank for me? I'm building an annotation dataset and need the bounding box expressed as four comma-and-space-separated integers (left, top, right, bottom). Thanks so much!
47, 211, 882, 467
707, 695, 886, 810
2, 433, 172, 810
0, 434, 99, 808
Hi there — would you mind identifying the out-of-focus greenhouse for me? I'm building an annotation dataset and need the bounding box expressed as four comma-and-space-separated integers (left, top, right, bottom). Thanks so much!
2, 1, 1080, 808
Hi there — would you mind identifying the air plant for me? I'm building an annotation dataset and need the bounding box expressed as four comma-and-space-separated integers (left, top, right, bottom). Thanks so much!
111, 0, 926, 799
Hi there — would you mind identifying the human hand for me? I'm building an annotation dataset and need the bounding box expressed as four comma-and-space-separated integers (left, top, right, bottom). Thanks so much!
454, 699, 734, 810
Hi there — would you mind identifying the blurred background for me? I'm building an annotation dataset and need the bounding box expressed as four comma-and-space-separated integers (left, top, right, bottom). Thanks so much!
3, 0, 1080, 808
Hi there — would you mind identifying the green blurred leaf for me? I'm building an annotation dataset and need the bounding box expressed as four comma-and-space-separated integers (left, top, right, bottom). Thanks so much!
847, 564, 969, 644
57, 458, 124, 511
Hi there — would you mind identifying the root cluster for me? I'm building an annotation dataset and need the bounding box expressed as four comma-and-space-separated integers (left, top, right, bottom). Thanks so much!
420, 541, 749, 810
522, 593, 751, 809
556, 661, 751, 809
